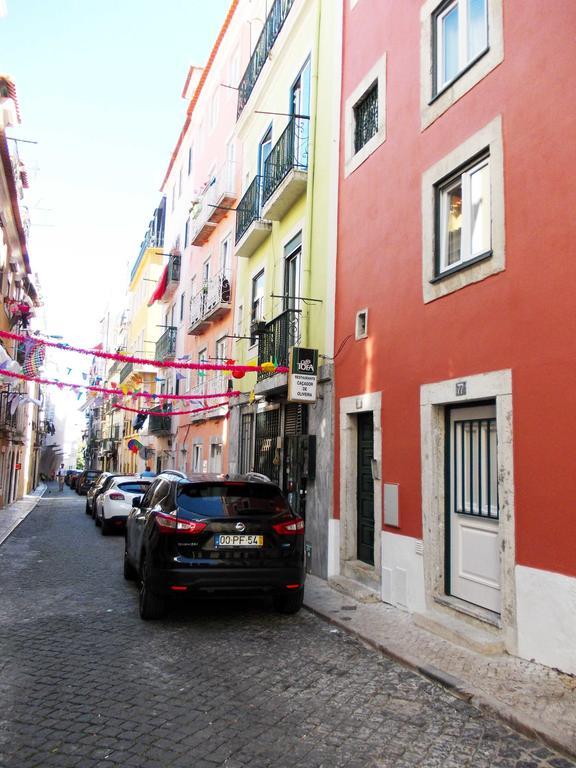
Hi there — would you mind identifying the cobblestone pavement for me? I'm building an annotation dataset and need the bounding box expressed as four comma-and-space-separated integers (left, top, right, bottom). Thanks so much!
0, 491, 575, 768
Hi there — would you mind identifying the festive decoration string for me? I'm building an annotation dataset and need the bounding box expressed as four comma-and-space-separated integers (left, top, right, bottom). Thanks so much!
0, 367, 240, 402
113, 402, 229, 417
0, 329, 288, 374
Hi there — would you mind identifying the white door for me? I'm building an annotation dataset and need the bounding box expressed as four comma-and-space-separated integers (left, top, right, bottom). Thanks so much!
449, 404, 500, 612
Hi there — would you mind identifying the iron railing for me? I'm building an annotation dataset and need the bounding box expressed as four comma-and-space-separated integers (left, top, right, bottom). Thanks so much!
262, 116, 309, 203
235, 176, 264, 243
257, 309, 301, 381
189, 269, 232, 327
155, 326, 177, 361
237, 0, 295, 118
168, 252, 181, 283
148, 406, 172, 435
119, 362, 134, 384
354, 82, 378, 153
0, 390, 19, 431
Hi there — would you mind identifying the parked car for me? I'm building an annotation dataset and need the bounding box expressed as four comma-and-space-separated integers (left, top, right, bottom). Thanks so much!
95, 477, 152, 535
65, 469, 80, 486
124, 473, 305, 620
85, 472, 114, 516
76, 469, 102, 496
69, 472, 80, 490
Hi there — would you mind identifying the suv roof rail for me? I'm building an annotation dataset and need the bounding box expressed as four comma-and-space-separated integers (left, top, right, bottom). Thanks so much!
242, 472, 272, 483
158, 469, 187, 479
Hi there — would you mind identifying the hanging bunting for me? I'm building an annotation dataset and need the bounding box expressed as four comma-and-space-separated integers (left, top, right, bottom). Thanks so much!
0, 329, 289, 374
0, 367, 240, 402
113, 402, 229, 417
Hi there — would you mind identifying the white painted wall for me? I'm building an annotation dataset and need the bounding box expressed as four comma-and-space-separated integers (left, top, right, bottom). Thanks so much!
516, 565, 576, 676
381, 532, 426, 613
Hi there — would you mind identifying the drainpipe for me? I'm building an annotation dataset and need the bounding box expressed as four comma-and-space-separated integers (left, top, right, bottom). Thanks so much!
302, 0, 322, 347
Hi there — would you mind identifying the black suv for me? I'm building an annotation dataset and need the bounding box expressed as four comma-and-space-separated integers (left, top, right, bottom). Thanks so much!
76, 469, 102, 496
124, 473, 305, 620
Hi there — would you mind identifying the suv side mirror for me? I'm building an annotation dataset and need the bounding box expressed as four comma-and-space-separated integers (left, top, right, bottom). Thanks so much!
132, 496, 142, 509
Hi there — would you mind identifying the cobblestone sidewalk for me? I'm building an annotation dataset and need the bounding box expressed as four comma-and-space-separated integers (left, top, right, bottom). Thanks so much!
303, 575, 576, 759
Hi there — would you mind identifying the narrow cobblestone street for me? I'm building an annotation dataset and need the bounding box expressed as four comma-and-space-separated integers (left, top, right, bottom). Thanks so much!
0, 489, 574, 768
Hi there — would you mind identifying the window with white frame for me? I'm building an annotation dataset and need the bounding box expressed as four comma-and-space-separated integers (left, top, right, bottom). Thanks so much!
436, 153, 491, 275
434, 0, 488, 94
187, 145, 193, 176
210, 443, 223, 474
192, 444, 203, 473
420, 0, 503, 129
198, 348, 207, 393
250, 270, 265, 344
235, 303, 243, 342
422, 116, 504, 303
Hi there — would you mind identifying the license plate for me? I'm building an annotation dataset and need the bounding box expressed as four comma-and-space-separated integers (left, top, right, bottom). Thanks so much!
215, 534, 263, 547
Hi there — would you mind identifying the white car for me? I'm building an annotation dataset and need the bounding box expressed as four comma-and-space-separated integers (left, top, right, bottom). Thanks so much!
95, 476, 152, 535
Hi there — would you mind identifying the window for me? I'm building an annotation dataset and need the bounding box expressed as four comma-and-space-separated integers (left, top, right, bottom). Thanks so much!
220, 236, 231, 277
422, 116, 504, 303
180, 292, 185, 322
354, 83, 378, 154
436, 153, 490, 275
184, 218, 190, 249
171, 184, 176, 212
250, 270, 265, 344
178, 167, 182, 198
356, 309, 368, 340
434, 0, 488, 94
192, 444, 203, 473
235, 303, 243, 342
216, 336, 227, 364
198, 348, 207, 393
344, 56, 387, 177
209, 444, 223, 474
420, 0, 503, 129
187, 145, 193, 176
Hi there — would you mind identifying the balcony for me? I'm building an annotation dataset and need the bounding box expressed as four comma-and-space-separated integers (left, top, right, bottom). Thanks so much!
234, 176, 272, 259
164, 252, 181, 301
0, 389, 19, 433
190, 162, 237, 247
237, 0, 295, 119
261, 116, 309, 221
188, 269, 232, 335
155, 326, 177, 361
256, 308, 301, 384
148, 406, 172, 435
119, 362, 134, 384
187, 375, 229, 421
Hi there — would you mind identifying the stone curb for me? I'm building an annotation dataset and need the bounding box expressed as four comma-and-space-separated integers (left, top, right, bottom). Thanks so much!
0, 483, 48, 546
303, 599, 576, 762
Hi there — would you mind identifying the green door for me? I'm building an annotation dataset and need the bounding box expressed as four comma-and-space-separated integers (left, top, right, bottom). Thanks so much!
357, 412, 375, 565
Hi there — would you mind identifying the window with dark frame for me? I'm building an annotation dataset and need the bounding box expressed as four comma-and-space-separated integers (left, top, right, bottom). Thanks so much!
433, 0, 488, 96
434, 152, 491, 277
354, 82, 378, 154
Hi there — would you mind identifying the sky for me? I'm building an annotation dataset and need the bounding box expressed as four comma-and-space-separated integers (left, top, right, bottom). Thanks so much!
1, 0, 232, 347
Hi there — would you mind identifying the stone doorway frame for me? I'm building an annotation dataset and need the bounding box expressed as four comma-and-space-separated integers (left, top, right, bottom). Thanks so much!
339, 391, 382, 590
420, 369, 517, 651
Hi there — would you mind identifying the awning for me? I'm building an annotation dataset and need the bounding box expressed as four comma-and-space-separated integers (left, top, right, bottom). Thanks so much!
148, 265, 168, 306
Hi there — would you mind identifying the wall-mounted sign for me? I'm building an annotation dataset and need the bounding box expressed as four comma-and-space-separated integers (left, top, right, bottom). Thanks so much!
288, 347, 318, 404
455, 381, 467, 397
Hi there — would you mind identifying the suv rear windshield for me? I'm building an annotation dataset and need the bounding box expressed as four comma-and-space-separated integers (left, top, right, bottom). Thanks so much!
117, 481, 151, 494
177, 482, 290, 518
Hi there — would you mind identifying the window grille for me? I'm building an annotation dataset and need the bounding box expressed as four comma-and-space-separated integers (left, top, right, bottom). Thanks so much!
354, 83, 378, 153
453, 417, 498, 519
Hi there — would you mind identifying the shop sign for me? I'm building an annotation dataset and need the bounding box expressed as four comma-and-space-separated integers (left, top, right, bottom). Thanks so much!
288, 347, 318, 404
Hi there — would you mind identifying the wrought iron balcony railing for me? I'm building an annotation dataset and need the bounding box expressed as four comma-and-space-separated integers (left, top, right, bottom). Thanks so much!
262, 116, 309, 204
0, 390, 19, 431
189, 269, 232, 331
168, 252, 181, 283
155, 326, 177, 361
119, 362, 134, 384
257, 309, 301, 381
235, 176, 265, 244
237, 0, 295, 118
148, 406, 172, 435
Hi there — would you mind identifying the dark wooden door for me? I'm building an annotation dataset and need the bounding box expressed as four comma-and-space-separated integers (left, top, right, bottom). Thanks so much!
357, 412, 374, 565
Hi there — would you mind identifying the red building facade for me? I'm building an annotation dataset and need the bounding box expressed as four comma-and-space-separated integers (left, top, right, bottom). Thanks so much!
333, 0, 576, 675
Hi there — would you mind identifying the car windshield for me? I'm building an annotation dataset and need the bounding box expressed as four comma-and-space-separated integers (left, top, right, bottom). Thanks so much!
177, 482, 290, 518
117, 482, 151, 494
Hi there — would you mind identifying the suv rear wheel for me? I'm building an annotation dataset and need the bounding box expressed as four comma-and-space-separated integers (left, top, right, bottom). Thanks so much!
139, 554, 165, 620
274, 589, 304, 615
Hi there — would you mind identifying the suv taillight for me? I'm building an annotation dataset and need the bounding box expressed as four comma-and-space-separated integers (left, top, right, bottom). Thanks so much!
272, 517, 305, 535
154, 511, 207, 535
109, 493, 125, 501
